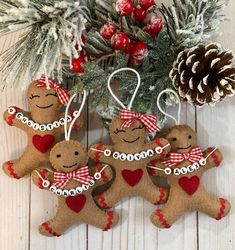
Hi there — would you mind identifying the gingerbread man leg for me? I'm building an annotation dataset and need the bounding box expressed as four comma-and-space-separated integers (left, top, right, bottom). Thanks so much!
196, 193, 230, 220
151, 198, 187, 229
138, 178, 168, 205
2, 150, 42, 179
95, 181, 125, 209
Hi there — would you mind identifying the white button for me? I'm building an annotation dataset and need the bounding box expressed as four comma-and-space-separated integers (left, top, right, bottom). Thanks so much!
187, 165, 194, 173
59, 118, 65, 125
141, 151, 148, 159
22, 117, 29, 124
104, 149, 112, 157
193, 162, 200, 170
120, 153, 127, 161
47, 123, 53, 131
113, 152, 120, 159
33, 123, 39, 130
165, 167, 172, 175
174, 168, 181, 175
76, 186, 83, 194
42, 180, 50, 188
134, 153, 142, 161
8, 107, 16, 115
73, 111, 80, 117
127, 154, 134, 161
147, 149, 154, 157
89, 180, 95, 186
62, 190, 69, 197
94, 172, 101, 180
199, 158, 207, 166
82, 184, 89, 191
53, 121, 60, 128
69, 189, 76, 196
67, 115, 72, 122
16, 112, 23, 120
27, 120, 34, 127
39, 124, 47, 131
180, 167, 187, 175
155, 147, 163, 154
50, 185, 57, 193
56, 189, 62, 196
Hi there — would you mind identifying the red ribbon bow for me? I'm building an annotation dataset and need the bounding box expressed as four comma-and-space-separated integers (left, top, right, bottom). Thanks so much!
120, 109, 160, 133
163, 146, 204, 167
35, 75, 70, 105
52, 166, 93, 189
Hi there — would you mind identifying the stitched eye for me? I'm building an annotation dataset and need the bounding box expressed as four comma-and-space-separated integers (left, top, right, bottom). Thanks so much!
74, 151, 79, 156
56, 154, 61, 158
114, 128, 126, 134
30, 94, 40, 99
132, 124, 145, 131
172, 138, 177, 141
46, 93, 58, 97
188, 135, 192, 139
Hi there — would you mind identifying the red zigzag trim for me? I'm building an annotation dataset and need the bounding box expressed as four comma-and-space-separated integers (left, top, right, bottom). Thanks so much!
41, 222, 61, 237
155, 188, 167, 205
96, 164, 109, 183
7, 161, 20, 179
207, 148, 221, 167
94, 144, 103, 162
97, 194, 111, 209
216, 198, 226, 220
103, 211, 114, 231
38, 169, 47, 189
155, 209, 171, 228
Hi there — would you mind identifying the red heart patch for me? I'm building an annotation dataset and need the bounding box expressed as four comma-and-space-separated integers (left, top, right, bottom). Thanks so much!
122, 169, 143, 187
178, 176, 200, 195
66, 195, 86, 213
32, 134, 55, 153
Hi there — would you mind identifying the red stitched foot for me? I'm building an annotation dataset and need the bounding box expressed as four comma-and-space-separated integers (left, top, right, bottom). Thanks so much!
154, 188, 167, 205
216, 198, 226, 220
41, 222, 61, 237
97, 194, 111, 209
5, 161, 20, 179
155, 209, 171, 228
103, 211, 114, 231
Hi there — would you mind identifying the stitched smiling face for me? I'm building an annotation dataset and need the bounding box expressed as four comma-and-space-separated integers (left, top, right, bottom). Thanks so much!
50, 140, 88, 173
165, 125, 197, 153
27, 81, 62, 114
110, 116, 148, 146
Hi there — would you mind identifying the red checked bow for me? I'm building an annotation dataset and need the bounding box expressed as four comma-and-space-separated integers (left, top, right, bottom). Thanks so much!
120, 109, 160, 133
35, 75, 70, 105
163, 146, 204, 167
52, 166, 93, 189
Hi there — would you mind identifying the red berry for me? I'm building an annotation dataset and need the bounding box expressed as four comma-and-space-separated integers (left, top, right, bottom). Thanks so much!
139, 0, 154, 10
143, 16, 163, 37
116, 0, 134, 16
72, 56, 86, 73
100, 23, 117, 40
111, 33, 130, 51
132, 5, 147, 22
130, 42, 148, 64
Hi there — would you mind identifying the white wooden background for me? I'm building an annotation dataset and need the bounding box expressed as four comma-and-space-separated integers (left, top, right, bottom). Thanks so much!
0, 1, 235, 250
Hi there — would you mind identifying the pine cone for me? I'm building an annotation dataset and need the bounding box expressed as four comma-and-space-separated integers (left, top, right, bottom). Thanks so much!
170, 43, 235, 106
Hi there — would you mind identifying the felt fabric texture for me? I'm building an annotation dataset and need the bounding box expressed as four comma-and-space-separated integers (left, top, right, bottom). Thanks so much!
2, 81, 83, 179
88, 116, 171, 210
150, 125, 231, 229
32, 140, 119, 237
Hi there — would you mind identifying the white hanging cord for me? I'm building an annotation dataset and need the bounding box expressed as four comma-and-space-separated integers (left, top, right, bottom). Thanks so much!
157, 89, 181, 125
107, 67, 141, 110
64, 90, 87, 141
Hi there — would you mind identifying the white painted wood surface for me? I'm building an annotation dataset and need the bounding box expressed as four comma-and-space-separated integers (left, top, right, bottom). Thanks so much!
0, 1, 234, 249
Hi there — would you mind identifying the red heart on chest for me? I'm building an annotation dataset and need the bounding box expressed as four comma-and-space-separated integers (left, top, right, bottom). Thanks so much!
178, 176, 200, 195
122, 169, 143, 187
66, 195, 86, 213
32, 134, 55, 153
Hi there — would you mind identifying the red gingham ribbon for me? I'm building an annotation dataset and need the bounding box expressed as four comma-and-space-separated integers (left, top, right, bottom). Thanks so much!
35, 75, 70, 105
120, 109, 160, 133
52, 166, 93, 189
162, 146, 204, 167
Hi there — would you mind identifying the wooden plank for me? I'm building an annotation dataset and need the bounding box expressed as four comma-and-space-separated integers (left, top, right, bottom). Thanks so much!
197, 2, 235, 250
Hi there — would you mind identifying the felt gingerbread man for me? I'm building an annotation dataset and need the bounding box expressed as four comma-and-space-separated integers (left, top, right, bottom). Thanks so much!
149, 90, 231, 229
88, 68, 171, 209
32, 92, 119, 236
2, 76, 83, 179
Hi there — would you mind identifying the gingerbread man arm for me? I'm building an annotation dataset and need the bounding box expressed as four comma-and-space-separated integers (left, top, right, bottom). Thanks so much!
57, 112, 84, 134
200, 147, 223, 173
32, 168, 54, 190
3, 107, 31, 132
147, 160, 169, 178
143, 138, 171, 163
88, 144, 114, 165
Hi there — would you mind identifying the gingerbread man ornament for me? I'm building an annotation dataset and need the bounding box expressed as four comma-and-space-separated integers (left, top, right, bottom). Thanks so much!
32, 92, 119, 236
89, 68, 171, 209
2, 76, 83, 179
149, 90, 231, 229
